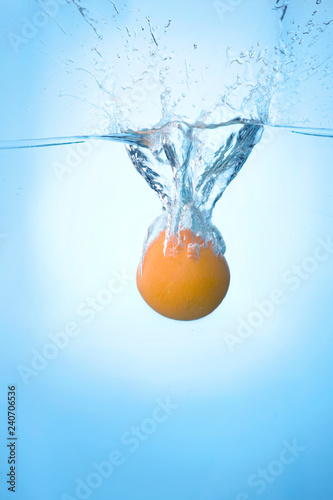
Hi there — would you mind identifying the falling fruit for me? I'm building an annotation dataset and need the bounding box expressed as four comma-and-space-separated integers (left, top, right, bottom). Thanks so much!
137, 228, 230, 321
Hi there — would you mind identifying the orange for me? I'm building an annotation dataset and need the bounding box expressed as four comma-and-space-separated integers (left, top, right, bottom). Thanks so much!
137, 228, 230, 321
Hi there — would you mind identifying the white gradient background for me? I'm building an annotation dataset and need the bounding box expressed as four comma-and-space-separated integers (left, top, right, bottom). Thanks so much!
0, 1, 333, 500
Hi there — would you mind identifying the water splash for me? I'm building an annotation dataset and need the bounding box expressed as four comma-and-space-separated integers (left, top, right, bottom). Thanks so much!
1, 0, 333, 260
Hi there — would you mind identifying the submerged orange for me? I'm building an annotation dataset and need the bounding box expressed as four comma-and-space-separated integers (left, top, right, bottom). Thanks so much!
137, 229, 230, 321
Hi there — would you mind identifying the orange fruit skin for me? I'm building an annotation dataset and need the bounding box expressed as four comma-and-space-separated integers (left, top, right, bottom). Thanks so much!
137, 229, 230, 321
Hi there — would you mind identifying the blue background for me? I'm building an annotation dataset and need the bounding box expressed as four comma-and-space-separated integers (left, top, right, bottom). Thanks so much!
0, 1, 333, 499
